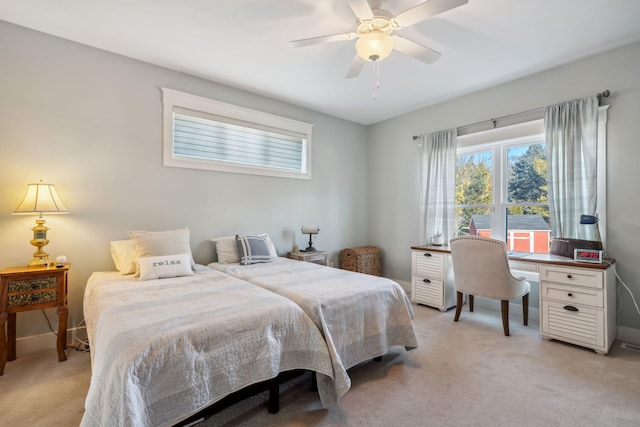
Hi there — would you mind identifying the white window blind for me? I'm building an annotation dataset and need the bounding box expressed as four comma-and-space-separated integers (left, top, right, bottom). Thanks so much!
162, 88, 312, 179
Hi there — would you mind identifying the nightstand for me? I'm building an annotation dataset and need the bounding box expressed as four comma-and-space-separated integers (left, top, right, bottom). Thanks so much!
287, 251, 329, 266
0, 264, 69, 375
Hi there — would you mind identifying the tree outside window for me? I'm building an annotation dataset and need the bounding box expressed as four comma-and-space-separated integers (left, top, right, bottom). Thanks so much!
456, 138, 551, 253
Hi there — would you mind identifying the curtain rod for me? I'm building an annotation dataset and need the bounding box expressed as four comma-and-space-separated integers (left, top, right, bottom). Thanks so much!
412, 90, 610, 140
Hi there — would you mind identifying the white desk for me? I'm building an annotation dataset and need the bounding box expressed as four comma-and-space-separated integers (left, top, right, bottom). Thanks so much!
411, 245, 616, 354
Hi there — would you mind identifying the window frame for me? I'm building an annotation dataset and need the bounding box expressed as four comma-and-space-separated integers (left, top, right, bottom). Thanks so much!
457, 133, 549, 243
162, 88, 313, 180
455, 106, 608, 247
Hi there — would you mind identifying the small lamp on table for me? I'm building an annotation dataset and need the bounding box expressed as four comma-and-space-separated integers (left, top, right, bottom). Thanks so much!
12, 180, 69, 267
301, 226, 319, 252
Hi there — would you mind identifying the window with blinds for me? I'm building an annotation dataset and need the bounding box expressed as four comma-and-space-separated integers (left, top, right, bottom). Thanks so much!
162, 88, 312, 179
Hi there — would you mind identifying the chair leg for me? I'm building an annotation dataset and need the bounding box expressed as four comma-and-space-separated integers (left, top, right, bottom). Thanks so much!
522, 293, 529, 326
469, 294, 474, 312
454, 292, 463, 321
501, 300, 510, 336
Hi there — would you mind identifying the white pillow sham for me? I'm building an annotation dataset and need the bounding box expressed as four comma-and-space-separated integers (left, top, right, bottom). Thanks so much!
110, 239, 138, 275
213, 233, 277, 263
128, 227, 195, 276
137, 253, 194, 281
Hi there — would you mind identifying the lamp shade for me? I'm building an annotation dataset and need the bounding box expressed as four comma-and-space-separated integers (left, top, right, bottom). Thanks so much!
13, 181, 69, 215
356, 31, 394, 62
579, 214, 598, 225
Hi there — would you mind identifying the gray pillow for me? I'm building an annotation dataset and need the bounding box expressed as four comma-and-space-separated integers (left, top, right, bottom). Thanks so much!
236, 235, 272, 265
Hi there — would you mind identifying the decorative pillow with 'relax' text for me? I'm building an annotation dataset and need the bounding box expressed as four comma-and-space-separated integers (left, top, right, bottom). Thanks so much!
137, 253, 194, 281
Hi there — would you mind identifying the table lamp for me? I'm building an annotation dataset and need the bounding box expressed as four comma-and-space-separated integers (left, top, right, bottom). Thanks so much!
301, 226, 319, 252
13, 180, 69, 267
580, 214, 601, 242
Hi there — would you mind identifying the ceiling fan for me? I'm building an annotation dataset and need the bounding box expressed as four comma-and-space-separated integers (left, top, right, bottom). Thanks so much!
289, 0, 469, 79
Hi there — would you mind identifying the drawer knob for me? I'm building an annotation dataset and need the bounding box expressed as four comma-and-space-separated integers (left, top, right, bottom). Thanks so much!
563, 305, 579, 312
567, 293, 573, 297
423, 253, 432, 257
423, 278, 431, 283
566, 274, 573, 279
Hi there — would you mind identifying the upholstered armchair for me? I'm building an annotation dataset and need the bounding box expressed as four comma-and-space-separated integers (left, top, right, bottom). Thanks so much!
449, 236, 530, 336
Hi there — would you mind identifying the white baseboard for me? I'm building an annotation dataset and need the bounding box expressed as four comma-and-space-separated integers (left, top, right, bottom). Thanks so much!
15, 326, 87, 356
395, 279, 411, 294
618, 325, 640, 345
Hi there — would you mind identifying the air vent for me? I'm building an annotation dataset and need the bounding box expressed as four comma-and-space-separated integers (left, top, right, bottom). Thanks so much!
621, 342, 640, 352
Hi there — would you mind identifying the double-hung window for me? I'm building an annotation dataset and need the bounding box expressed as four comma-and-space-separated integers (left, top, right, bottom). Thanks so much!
456, 122, 551, 253
162, 88, 313, 179
454, 106, 608, 254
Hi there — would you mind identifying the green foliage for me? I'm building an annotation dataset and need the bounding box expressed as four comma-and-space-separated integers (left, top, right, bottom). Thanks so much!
455, 144, 550, 235
455, 154, 492, 234
507, 144, 549, 224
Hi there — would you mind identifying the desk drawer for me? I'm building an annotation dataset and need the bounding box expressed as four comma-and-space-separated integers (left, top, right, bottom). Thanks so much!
413, 252, 444, 279
541, 300, 604, 347
539, 266, 603, 289
412, 278, 444, 307
541, 282, 603, 308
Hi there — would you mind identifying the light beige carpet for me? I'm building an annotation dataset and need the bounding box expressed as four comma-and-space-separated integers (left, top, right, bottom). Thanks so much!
1, 304, 639, 426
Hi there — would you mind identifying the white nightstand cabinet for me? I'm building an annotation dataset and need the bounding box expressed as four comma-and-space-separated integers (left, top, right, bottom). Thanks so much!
539, 264, 616, 354
411, 248, 456, 311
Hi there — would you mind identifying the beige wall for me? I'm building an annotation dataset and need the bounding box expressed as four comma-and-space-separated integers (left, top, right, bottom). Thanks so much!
0, 21, 369, 338
367, 41, 640, 331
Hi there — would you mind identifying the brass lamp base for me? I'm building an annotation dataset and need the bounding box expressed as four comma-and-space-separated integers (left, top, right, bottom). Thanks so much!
28, 217, 52, 268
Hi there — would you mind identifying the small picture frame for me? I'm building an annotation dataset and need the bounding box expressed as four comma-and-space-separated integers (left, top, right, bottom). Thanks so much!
574, 249, 603, 263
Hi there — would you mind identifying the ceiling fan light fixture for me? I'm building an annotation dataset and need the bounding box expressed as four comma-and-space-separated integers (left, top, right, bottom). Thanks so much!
356, 31, 394, 62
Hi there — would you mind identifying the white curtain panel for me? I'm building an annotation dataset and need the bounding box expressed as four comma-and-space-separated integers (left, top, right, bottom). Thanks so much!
545, 96, 599, 240
419, 129, 457, 245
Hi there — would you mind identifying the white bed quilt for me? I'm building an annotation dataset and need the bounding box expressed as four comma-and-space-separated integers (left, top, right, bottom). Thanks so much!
210, 258, 418, 388
81, 266, 343, 427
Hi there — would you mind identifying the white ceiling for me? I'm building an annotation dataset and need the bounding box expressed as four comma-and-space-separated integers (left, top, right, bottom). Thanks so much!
2, 0, 640, 125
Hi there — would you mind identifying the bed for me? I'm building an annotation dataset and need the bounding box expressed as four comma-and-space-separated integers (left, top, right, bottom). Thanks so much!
209, 254, 418, 383
81, 266, 348, 427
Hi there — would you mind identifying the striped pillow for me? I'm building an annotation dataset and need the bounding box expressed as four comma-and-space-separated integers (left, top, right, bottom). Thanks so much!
236, 235, 272, 265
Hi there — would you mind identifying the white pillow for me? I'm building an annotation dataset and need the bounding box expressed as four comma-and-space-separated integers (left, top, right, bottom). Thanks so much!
110, 240, 137, 275
213, 233, 278, 263
129, 228, 195, 276
137, 253, 194, 281
212, 236, 240, 264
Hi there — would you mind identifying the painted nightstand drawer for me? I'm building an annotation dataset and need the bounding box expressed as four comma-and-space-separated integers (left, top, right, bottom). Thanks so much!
8, 276, 57, 293
8, 290, 58, 308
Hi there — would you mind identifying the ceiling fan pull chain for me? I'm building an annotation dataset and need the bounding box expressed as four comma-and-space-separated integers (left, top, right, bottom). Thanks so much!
372, 61, 381, 101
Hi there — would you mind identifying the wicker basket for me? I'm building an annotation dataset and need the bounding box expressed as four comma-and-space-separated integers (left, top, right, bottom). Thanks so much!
339, 246, 382, 276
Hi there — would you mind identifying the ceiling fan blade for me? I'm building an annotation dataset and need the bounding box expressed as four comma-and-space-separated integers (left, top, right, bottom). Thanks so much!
347, 0, 374, 20
393, 36, 441, 64
289, 32, 356, 48
345, 55, 365, 79
394, 0, 468, 28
